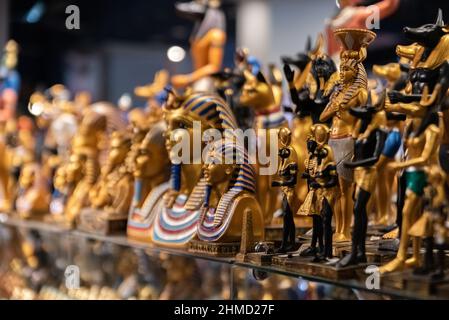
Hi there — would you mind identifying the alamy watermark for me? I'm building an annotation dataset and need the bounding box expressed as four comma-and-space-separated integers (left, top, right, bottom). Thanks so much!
64, 265, 80, 289
365, 265, 380, 290
65, 5, 80, 30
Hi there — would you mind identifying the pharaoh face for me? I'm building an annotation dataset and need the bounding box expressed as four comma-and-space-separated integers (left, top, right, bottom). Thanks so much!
108, 134, 130, 167
340, 63, 356, 84
135, 141, 168, 178
203, 161, 236, 185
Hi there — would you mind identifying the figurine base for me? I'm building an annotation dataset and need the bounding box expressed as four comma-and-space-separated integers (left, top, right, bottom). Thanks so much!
402, 271, 449, 297
188, 240, 240, 257
272, 253, 371, 280
78, 208, 127, 235
264, 225, 306, 242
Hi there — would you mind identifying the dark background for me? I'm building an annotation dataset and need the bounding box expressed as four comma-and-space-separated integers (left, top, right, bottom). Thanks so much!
7, 0, 449, 114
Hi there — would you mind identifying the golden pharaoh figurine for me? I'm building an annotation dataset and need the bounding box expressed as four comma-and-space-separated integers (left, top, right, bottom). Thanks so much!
51, 110, 107, 227
148, 92, 239, 248
127, 121, 170, 242
78, 131, 133, 234
171, 0, 226, 92
240, 70, 287, 226
189, 140, 264, 256
15, 163, 50, 220
320, 28, 376, 241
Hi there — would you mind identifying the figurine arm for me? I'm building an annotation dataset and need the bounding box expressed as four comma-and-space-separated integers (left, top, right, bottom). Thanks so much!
345, 130, 388, 168
320, 101, 337, 122
390, 125, 440, 170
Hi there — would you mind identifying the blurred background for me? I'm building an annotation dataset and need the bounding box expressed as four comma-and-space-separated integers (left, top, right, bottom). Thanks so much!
2, 0, 449, 115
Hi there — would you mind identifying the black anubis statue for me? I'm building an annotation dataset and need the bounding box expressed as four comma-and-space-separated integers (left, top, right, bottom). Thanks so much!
388, 9, 449, 238
283, 52, 337, 125
337, 93, 389, 268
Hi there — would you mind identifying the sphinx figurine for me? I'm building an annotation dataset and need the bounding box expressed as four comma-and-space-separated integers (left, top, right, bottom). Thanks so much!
298, 124, 339, 261
320, 28, 376, 242
15, 163, 50, 220
189, 140, 264, 256
380, 11, 449, 273
240, 70, 287, 226
337, 92, 388, 268
127, 121, 170, 242
171, 0, 226, 92
78, 131, 133, 234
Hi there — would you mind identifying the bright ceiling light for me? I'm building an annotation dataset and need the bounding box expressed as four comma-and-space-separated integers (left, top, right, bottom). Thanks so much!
167, 46, 186, 63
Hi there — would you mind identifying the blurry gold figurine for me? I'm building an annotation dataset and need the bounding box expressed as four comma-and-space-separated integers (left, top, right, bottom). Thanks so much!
56, 111, 106, 227
15, 163, 50, 220
240, 70, 287, 226
78, 131, 133, 234
320, 28, 375, 242
171, 0, 226, 92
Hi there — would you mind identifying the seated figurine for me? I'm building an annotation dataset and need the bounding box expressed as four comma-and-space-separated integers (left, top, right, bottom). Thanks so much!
15, 162, 50, 219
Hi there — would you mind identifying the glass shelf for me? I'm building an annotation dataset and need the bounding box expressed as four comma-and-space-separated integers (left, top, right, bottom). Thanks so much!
0, 213, 447, 300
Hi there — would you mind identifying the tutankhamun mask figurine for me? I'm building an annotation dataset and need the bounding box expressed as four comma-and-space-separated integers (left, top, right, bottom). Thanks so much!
240, 70, 287, 226
189, 140, 264, 256
380, 11, 449, 274
0, 40, 20, 125
320, 28, 375, 242
15, 162, 50, 220
149, 92, 239, 248
78, 131, 133, 234
298, 124, 339, 261
127, 121, 170, 242
171, 0, 226, 92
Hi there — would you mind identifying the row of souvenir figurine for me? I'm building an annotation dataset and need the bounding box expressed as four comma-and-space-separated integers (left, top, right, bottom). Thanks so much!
1, 13, 449, 285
